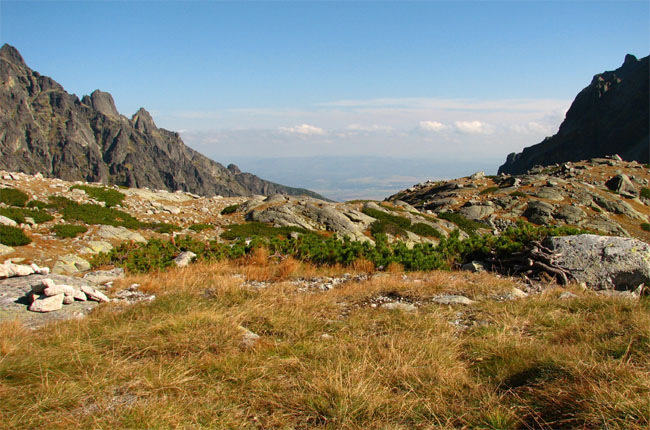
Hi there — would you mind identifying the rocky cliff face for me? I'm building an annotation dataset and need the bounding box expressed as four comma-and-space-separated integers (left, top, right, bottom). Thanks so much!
0, 44, 326, 200
498, 54, 649, 175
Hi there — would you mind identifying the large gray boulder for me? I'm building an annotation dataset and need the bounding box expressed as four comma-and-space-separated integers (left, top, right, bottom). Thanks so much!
546, 234, 650, 290
605, 174, 638, 198
523, 200, 555, 225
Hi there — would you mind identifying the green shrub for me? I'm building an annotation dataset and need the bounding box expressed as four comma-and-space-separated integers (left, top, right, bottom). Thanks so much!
97, 221, 586, 274
437, 212, 485, 235
641, 188, 650, 199
362, 207, 411, 228
370, 220, 408, 238
70, 185, 125, 207
409, 223, 443, 239
0, 188, 29, 207
220, 204, 240, 215
0, 225, 31, 246
641, 223, 650, 232
49, 196, 140, 228
510, 191, 527, 198
51, 224, 88, 238
221, 222, 309, 240
379, 203, 405, 212
479, 186, 499, 195
26, 200, 48, 209
149, 223, 182, 234
0, 207, 54, 224
92, 235, 239, 273
189, 223, 213, 232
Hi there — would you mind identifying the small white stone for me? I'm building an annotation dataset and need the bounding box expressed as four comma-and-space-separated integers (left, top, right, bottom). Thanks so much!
380, 302, 417, 312
510, 288, 528, 298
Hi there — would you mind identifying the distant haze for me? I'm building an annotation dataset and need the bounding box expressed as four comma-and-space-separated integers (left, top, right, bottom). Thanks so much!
218, 156, 501, 202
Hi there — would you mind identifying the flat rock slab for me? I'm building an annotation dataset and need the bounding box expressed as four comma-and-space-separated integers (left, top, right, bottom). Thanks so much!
0, 273, 104, 329
546, 234, 650, 290
83, 268, 125, 285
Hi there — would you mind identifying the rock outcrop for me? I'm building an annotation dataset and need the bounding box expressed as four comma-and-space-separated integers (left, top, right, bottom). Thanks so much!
388, 157, 650, 240
498, 54, 649, 175
0, 44, 326, 200
545, 234, 650, 290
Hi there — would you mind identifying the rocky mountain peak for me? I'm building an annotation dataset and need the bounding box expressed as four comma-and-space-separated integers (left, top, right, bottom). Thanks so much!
499, 54, 649, 175
0, 43, 26, 66
624, 53, 638, 65
85, 90, 120, 118
0, 44, 328, 200
131, 107, 157, 133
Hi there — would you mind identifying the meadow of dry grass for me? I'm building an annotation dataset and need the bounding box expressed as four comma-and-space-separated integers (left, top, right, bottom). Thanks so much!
0, 259, 649, 429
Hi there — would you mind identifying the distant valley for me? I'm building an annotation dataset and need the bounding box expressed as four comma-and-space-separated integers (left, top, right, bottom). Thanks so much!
223, 155, 498, 201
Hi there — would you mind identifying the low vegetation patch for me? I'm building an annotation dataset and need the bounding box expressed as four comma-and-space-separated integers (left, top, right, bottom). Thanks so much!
0, 225, 31, 246
641, 187, 650, 199
510, 191, 527, 198
363, 206, 442, 239
97, 221, 584, 274
408, 222, 443, 239
49, 197, 141, 228
93, 236, 245, 273
50, 224, 88, 238
149, 223, 182, 234
437, 211, 485, 235
0, 207, 54, 224
221, 222, 310, 240
641, 223, 650, 232
369, 219, 408, 238
26, 200, 48, 209
188, 223, 213, 232
70, 184, 125, 207
220, 204, 240, 215
479, 186, 499, 195
362, 207, 411, 228
48, 196, 177, 233
0, 187, 29, 207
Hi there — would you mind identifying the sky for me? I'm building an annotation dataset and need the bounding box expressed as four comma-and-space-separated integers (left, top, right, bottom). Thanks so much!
1, 1, 649, 200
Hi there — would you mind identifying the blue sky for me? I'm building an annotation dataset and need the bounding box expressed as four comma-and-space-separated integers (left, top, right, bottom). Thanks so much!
1, 1, 648, 198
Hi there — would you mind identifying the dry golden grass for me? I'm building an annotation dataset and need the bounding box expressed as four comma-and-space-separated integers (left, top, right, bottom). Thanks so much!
351, 258, 375, 274
1, 262, 648, 429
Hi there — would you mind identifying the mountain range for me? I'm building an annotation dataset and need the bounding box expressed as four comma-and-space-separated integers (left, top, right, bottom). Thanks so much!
0, 44, 327, 200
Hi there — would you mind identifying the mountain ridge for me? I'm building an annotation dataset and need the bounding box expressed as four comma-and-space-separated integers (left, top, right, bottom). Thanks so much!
498, 54, 649, 175
0, 44, 328, 201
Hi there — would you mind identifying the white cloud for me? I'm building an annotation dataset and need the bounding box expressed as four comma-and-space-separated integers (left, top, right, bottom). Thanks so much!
278, 124, 326, 135
454, 120, 493, 134
346, 123, 394, 132
419, 120, 448, 132
509, 121, 554, 135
